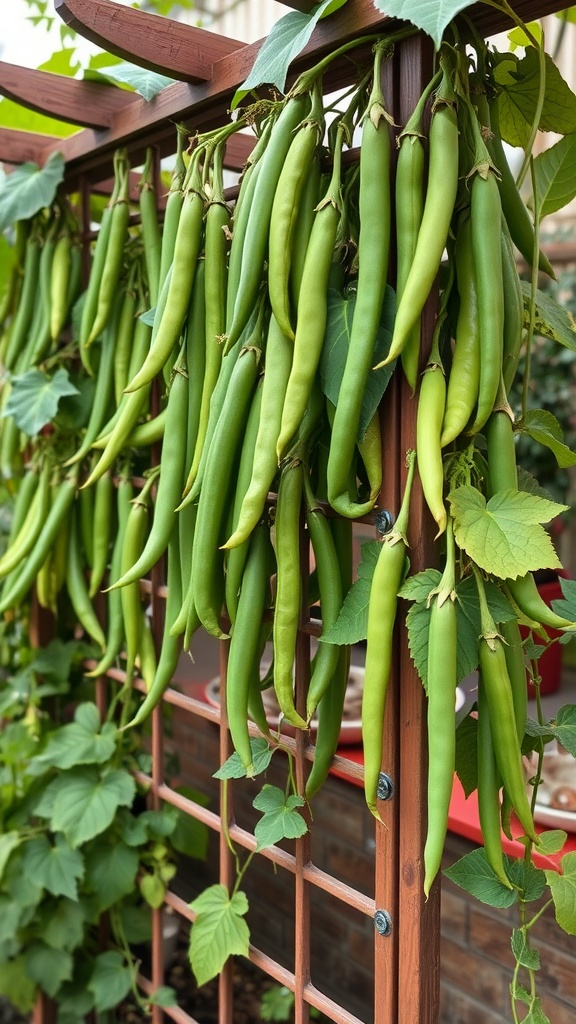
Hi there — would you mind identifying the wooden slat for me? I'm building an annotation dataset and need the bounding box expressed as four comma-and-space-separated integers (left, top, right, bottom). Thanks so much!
0, 61, 138, 130
54, 0, 243, 83
0, 127, 61, 165
396, 33, 442, 1024
224, 130, 257, 171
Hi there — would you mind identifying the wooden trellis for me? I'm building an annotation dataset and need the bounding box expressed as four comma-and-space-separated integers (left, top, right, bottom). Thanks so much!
1, 2, 570, 1022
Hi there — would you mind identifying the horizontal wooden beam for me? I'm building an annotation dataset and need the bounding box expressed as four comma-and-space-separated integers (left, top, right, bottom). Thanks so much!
223, 131, 257, 172
34, 0, 574, 186
0, 127, 61, 165
0, 61, 139, 130
55, 0, 244, 83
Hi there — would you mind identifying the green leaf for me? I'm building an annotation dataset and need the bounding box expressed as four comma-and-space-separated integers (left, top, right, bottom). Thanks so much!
189, 884, 250, 987
139, 306, 156, 327
522, 409, 576, 469
37, 767, 135, 847
521, 281, 576, 352
495, 49, 576, 149
448, 485, 567, 580
456, 575, 517, 628
444, 849, 518, 908
521, 998, 551, 1024
511, 928, 541, 970
35, 703, 118, 770
534, 134, 576, 219
21, 834, 84, 900
551, 577, 576, 625
4, 368, 80, 436
31, 638, 85, 681
170, 792, 210, 860
140, 871, 166, 909
147, 986, 178, 1008
38, 898, 86, 952
0, 897, 26, 945
320, 540, 382, 645
551, 704, 576, 757
88, 950, 133, 1012
0, 832, 22, 884
373, 0, 475, 49
231, 0, 348, 108
25, 942, 73, 998
455, 713, 478, 798
261, 986, 295, 1021
517, 465, 556, 502
536, 830, 568, 856
507, 859, 546, 902
117, 903, 151, 945
545, 852, 576, 934
213, 737, 273, 779
84, 841, 139, 912
253, 784, 308, 849
320, 286, 396, 440
38, 47, 81, 77
0, 151, 65, 233
94, 62, 176, 100
0, 957, 37, 1012
398, 568, 442, 603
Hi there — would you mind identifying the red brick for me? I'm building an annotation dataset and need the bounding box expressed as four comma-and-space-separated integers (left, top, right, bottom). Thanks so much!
441, 887, 468, 944
440, 935, 509, 1013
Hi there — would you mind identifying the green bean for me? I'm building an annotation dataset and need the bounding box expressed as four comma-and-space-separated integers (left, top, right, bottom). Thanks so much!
139, 148, 162, 306
223, 315, 292, 551
273, 459, 307, 730
66, 504, 106, 650
363, 452, 415, 818
304, 480, 343, 724
477, 673, 513, 888
225, 378, 264, 624
86, 475, 133, 679
87, 155, 131, 345
89, 470, 113, 597
441, 213, 480, 447
225, 94, 311, 351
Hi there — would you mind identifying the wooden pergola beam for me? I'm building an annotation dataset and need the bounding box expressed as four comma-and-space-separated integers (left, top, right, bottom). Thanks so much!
54, 0, 244, 83
0, 61, 139, 130
0, 127, 61, 166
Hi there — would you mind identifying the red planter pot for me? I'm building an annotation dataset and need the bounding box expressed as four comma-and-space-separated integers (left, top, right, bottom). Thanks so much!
520, 579, 564, 698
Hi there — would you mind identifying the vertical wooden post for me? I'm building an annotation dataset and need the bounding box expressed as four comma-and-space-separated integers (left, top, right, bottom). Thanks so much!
396, 33, 441, 1024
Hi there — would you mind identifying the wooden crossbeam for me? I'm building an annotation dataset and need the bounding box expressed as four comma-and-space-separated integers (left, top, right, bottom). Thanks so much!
55, 0, 244, 83
0, 127, 61, 165
0, 61, 139, 130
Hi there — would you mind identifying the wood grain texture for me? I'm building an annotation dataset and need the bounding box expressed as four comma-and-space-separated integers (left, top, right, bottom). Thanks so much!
0, 61, 138, 129
0, 127, 60, 164
55, 0, 243, 82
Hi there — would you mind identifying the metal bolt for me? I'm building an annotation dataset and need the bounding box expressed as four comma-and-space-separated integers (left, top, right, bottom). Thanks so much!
374, 910, 392, 936
377, 772, 393, 801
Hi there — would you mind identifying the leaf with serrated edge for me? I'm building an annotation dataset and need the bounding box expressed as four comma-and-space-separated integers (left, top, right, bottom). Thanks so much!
551, 705, 576, 757
25, 943, 73, 998
507, 860, 546, 902
253, 785, 307, 849
373, 0, 476, 48
523, 409, 576, 469
213, 738, 273, 779
406, 594, 479, 691
552, 578, 576, 625
444, 849, 518, 908
496, 49, 576, 148
21, 835, 84, 900
545, 852, 576, 934
94, 62, 175, 100
536, 830, 567, 856
398, 569, 442, 604
511, 928, 541, 970
232, 0, 346, 107
3, 368, 80, 437
0, 151, 65, 233
534, 134, 576, 218
47, 767, 136, 848
448, 486, 566, 580
88, 951, 133, 1012
521, 281, 576, 352
85, 842, 139, 912
189, 885, 250, 987
320, 540, 383, 645
320, 286, 395, 440
35, 703, 117, 770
